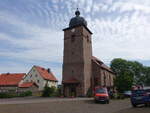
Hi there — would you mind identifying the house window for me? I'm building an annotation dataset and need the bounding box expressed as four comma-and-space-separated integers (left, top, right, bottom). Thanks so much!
35, 74, 38, 77
30, 74, 32, 78
37, 80, 40, 83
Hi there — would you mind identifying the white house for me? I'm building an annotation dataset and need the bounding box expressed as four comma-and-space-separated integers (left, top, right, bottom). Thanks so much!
22, 65, 58, 91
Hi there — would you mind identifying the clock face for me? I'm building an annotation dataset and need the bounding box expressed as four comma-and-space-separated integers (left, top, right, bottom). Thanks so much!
71, 28, 75, 32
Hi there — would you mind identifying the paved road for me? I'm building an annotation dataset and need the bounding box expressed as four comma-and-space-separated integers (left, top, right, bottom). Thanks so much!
0, 97, 149, 113
0, 97, 92, 105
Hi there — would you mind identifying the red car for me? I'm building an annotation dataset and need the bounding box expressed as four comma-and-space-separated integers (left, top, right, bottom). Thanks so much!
94, 87, 109, 104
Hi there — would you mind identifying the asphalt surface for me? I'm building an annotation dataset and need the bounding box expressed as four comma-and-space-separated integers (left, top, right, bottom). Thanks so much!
0, 97, 149, 113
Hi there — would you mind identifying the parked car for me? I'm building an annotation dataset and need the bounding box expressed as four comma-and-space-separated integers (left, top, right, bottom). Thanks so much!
94, 87, 109, 104
123, 91, 132, 98
130, 88, 150, 107
144, 88, 150, 106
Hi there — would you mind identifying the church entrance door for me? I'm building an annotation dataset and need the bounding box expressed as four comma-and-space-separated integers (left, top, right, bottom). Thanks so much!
69, 84, 77, 97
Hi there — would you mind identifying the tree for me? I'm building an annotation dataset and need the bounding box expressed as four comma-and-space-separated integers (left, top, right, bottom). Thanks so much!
114, 71, 134, 93
143, 67, 150, 86
54, 85, 62, 97
111, 58, 150, 92
111, 58, 134, 93
128, 61, 144, 84
110, 58, 128, 76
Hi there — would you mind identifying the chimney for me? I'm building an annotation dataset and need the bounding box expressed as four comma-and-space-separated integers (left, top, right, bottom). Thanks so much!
47, 68, 51, 73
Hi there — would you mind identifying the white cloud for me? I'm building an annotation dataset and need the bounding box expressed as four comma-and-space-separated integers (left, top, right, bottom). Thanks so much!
0, 11, 63, 63
0, 10, 63, 81
92, 3, 109, 13
88, 10, 150, 62
0, 64, 28, 73
108, 1, 150, 14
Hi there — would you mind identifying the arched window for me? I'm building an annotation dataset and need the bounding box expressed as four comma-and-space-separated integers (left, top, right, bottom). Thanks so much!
103, 72, 106, 86
94, 77, 98, 86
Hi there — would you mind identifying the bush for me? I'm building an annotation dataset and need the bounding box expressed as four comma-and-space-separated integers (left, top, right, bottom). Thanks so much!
18, 91, 32, 97
116, 93, 125, 99
54, 87, 62, 97
0, 93, 14, 98
86, 88, 93, 97
42, 86, 56, 97
69, 92, 75, 97
0, 91, 32, 98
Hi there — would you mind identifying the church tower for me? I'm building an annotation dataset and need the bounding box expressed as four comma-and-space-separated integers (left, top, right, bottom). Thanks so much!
62, 9, 93, 97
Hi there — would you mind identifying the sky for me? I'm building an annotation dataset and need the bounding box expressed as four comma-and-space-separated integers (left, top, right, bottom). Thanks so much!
0, 0, 150, 83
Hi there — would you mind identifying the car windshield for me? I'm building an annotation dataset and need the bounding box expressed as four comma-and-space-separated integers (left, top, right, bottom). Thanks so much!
95, 88, 106, 93
132, 90, 145, 94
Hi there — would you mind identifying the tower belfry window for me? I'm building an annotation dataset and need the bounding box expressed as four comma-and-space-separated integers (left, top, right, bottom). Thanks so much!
86, 35, 91, 43
72, 51, 74, 55
87, 36, 89, 42
71, 35, 75, 42
72, 70, 74, 74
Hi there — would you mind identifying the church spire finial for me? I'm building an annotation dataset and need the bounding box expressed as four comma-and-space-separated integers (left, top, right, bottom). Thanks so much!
75, 8, 80, 16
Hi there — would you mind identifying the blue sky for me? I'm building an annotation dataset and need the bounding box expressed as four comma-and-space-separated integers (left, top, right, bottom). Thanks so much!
0, 0, 150, 83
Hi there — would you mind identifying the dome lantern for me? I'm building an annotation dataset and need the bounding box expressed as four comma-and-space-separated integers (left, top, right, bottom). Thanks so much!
75, 8, 80, 16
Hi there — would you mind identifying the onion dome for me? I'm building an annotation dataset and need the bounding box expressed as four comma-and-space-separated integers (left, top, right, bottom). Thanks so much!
69, 8, 87, 28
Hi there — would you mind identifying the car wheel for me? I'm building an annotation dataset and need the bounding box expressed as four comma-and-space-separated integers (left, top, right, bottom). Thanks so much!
132, 103, 137, 107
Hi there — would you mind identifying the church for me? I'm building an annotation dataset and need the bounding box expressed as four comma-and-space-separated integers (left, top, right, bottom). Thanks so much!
62, 9, 115, 97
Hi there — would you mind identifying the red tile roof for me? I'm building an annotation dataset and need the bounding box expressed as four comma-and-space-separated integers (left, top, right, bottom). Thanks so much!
19, 82, 38, 88
92, 56, 103, 64
34, 66, 58, 82
92, 56, 114, 73
0, 73, 25, 86
62, 77, 79, 84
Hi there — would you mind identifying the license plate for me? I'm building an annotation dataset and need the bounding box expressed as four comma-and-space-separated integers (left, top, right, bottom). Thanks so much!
136, 97, 142, 100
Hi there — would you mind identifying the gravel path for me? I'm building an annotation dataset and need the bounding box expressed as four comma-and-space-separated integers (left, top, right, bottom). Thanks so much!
0, 98, 149, 113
